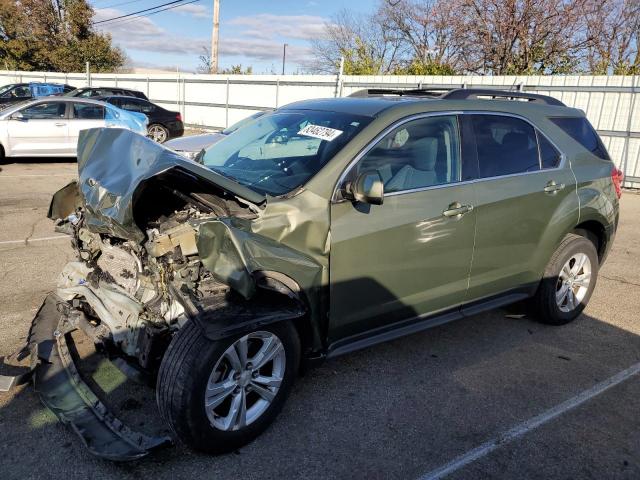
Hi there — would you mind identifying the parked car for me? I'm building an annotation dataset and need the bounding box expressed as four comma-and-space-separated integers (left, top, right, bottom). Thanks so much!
65, 86, 148, 100
0, 97, 147, 158
65, 87, 148, 100
165, 110, 270, 160
98, 95, 183, 143
10, 88, 621, 460
0, 82, 75, 107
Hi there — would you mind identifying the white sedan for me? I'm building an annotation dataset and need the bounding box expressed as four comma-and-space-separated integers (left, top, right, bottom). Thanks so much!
0, 97, 148, 158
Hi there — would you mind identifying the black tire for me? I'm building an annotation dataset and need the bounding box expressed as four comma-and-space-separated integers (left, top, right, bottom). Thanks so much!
157, 320, 300, 454
147, 124, 169, 143
530, 233, 599, 325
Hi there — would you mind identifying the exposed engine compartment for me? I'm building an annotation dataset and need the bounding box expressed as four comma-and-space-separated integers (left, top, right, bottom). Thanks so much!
53, 171, 282, 372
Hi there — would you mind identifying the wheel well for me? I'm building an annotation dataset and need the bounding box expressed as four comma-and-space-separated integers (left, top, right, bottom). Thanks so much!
573, 221, 606, 261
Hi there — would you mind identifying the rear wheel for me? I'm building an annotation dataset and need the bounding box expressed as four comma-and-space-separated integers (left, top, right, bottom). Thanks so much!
147, 124, 169, 143
531, 233, 599, 325
157, 320, 300, 454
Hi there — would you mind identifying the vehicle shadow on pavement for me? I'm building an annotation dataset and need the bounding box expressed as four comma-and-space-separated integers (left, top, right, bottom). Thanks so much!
1, 287, 639, 479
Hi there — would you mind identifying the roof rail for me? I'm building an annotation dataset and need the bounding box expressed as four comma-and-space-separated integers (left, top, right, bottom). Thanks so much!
348, 87, 452, 98
441, 88, 565, 106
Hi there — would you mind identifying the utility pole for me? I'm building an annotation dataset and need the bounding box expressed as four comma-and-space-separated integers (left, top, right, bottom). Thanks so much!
210, 0, 220, 73
282, 43, 288, 75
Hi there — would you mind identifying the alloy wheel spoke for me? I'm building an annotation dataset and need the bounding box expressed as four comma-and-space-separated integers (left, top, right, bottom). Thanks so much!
252, 374, 283, 389
205, 379, 236, 409
225, 347, 243, 372
571, 254, 587, 275
573, 273, 591, 288
556, 283, 570, 304
251, 337, 283, 370
250, 382, 276, 402
566, 288, 576, 310
235, 336, 249, 368
224, 390, 247, 430
560, 264, 572, 280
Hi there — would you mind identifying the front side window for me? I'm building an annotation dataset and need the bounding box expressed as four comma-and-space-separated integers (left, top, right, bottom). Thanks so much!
73, 103, 105, 120
355, 115, 461, 193
471, 115, 539, 178
201, 110, 372, 196
20, 102, 65, 119
550, 117, 609, 160
12, 86, 31, 98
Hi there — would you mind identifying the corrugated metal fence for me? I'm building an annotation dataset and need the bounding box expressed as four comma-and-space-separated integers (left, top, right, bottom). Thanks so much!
1, 70, 638, 188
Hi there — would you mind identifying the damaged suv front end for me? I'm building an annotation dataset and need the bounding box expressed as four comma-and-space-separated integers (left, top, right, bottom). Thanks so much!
16, 108, 372, 459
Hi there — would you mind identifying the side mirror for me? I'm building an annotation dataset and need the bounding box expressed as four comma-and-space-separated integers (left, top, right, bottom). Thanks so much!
350, 171, 384, 205
10, 112, 26, 121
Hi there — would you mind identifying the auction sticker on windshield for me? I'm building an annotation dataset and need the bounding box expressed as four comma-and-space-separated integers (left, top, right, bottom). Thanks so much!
298, 124, 343, 141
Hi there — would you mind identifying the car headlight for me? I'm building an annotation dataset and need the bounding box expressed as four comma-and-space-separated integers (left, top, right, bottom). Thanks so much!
180, 150, 199, 161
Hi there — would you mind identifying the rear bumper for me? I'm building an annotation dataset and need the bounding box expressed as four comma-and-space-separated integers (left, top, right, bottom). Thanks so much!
5, 294, 171, 461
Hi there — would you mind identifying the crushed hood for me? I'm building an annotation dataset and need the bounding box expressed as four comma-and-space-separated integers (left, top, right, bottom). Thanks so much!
54, 128, 266, 242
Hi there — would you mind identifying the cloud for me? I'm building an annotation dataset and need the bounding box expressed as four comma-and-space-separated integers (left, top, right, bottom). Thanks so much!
228, 14, 327, 41
94, 10, 320, 64
95, 9, 208, 55
174, 4, 209, 18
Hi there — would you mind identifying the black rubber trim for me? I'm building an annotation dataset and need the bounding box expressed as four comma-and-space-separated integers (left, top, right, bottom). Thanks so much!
28, 294, 172, 461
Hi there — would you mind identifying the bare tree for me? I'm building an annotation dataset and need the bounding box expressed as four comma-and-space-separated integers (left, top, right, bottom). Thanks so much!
583, 0, 640, 74
309, 9, 405, 74
378, 0, 466, 71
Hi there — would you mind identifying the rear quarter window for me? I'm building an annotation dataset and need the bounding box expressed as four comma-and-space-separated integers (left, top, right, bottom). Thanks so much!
550, 117, 610, 160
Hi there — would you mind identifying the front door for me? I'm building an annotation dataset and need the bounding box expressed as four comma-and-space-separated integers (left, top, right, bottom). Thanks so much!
329, 114, 477, 342
463, 114, 578, 302
7, 101, 70, 156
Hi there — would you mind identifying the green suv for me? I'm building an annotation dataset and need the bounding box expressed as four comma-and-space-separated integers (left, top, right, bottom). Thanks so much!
15, 88, 621, 460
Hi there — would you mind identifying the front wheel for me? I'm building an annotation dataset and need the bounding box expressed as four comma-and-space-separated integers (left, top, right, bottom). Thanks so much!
530, 233, 599, 325
157, 320, 300, 454
147, 124, 169, 143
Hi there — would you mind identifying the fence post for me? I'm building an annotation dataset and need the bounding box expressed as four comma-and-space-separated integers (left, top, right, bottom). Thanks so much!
85, 62, 90, 86
146, 76, 150, 98
622, 75, 636, 186
335, 56, 344, 98
225, 77, 230, 128
275, 78, 280, 108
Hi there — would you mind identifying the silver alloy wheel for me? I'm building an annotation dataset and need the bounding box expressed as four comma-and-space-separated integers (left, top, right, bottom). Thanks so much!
204, 331, 286, 431
147, 124, 168, 143
556, 252, 592, 313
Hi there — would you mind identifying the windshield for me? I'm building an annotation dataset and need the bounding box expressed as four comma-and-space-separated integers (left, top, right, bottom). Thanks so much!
221, 111, 267, 135
63, 88, 83, 97
201, 110, 372, 196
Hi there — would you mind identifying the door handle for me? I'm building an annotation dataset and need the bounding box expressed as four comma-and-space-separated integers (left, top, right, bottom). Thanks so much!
442, 202, 474, 217
544, 180, 565, 194
55, 122, 67, 127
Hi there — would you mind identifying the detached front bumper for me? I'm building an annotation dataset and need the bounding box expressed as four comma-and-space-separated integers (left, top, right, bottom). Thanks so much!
2, 294, 171, 461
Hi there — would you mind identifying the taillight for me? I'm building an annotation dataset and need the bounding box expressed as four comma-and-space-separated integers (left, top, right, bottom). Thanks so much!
176, 113, 182, 122
611, 166, 623, 199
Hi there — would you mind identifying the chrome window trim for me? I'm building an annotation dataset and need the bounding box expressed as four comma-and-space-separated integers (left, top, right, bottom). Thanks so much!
331, 110, 567, 203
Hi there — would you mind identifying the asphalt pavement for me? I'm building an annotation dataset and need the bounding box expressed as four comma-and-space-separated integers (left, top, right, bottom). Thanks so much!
0, 158, 639, 480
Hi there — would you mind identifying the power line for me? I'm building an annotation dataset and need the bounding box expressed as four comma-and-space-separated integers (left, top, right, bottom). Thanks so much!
96, 0, 201, 27
93, 0, 187, 24
95, 0, 146, 10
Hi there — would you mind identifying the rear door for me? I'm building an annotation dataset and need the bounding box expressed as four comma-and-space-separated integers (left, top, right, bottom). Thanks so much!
6, 101, 70, 156
68, 102, 106, 154
329, 114, 477, 342
463, 113, 578, 303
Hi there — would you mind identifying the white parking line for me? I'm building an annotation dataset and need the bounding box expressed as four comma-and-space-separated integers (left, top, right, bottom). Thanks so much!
0, 235, 69, 246
417, 361, 640, 480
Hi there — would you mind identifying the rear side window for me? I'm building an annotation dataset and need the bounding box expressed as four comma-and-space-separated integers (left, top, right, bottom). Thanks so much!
537, 133, 561, 169
73, 103, 105, 120
550, 117, 609, 160
470, 115, 539, 178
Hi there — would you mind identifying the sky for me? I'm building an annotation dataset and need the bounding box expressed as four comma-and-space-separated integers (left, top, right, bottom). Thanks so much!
89, 0, 373, 73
